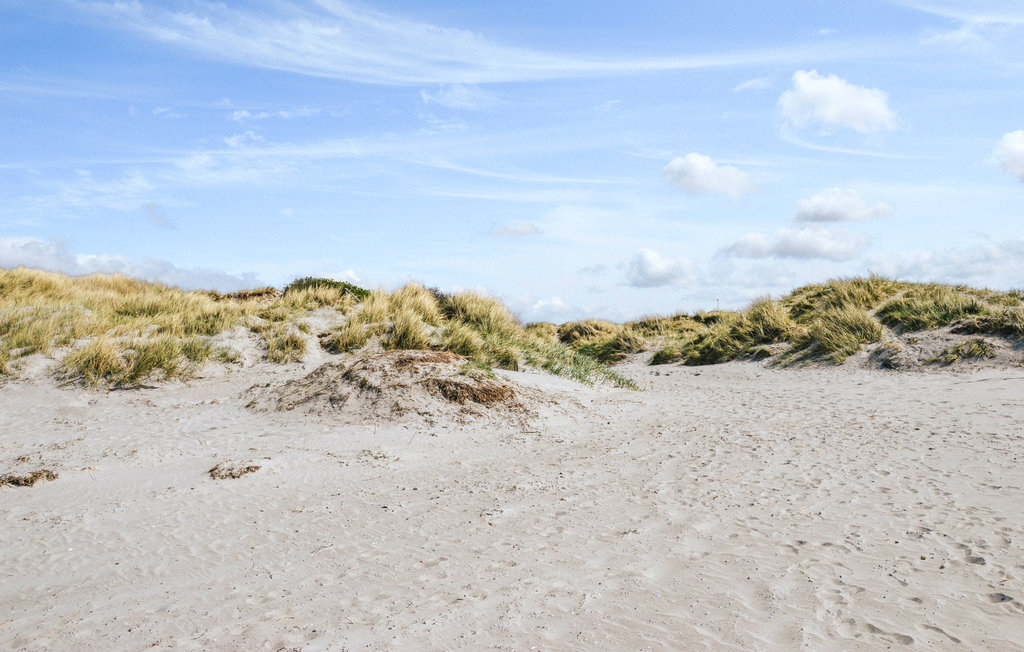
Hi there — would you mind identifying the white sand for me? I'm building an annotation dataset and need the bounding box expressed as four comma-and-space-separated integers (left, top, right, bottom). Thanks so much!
2, 355, 1023, 650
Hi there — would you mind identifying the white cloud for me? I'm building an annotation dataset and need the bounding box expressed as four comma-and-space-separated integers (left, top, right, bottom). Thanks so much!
867, 238, 1024, 284
894, 1, 1024, 25
490, 222, 540, 237
0, 237, 260, 291
994, 130, 1024, 181
723, 227, 869, 261
77, 1, 883, 85
420, 84, 497, 110
49, 170, 154, 212
663, 153, 752, 200
778, 70, 898, 134
733, 75, 772, 92
223, 130, 262, 148
230, 107, 319, 121
793, 188, 892, 222
626, 249, 696, 288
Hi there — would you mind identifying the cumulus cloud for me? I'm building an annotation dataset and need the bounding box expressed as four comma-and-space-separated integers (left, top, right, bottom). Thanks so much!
723, 227, 869, 261
867, 238, 1024, 284
663, 153, 752, 200
0, 237, 260, 291
994, 130, 1024, 180
489, 222, 540, 237
626, 249, 696, 288
778, 70, 898, 134
792, 188, 891, 223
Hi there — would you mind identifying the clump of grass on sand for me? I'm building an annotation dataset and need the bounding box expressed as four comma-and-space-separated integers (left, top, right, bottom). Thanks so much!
928, 337, 995, 366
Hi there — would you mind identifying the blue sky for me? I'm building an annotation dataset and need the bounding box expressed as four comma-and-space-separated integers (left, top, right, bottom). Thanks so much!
2, 0, 1023, 321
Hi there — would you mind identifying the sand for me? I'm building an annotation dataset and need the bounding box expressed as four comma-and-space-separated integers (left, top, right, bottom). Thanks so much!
1, 352, 1023, 650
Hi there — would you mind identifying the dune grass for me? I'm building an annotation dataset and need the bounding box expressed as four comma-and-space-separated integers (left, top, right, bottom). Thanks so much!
928, 337, 995, 366
318, 283, 637, 388
5, 267, 1021, 384
0, 268, 635, 389
0, 267, 367, 385
643, 276, 1022, 367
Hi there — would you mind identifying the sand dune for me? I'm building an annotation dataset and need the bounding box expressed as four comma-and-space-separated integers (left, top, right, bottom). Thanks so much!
2, 354, 1023, 650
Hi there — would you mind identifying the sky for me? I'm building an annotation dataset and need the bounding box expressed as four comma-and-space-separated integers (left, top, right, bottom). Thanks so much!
2, 0, 1023, 322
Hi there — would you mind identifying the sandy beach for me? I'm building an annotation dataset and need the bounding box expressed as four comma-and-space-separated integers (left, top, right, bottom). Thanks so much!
2, 350, 1022, 651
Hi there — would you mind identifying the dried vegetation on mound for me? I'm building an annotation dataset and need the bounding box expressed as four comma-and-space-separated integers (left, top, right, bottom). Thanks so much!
247, 349, 533, 426
209, 461, 262, 480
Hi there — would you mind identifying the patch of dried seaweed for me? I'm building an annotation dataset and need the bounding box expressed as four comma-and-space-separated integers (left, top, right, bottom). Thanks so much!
208, 461, 261, 480
1, 469, 58, 487
422, 377, 517, 405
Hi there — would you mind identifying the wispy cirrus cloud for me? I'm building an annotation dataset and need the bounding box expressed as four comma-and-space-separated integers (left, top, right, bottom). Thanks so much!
892, 1, 1024, 25
70, 0, 903, 85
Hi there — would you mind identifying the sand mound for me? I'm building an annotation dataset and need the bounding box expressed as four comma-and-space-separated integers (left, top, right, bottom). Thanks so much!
246, 349, 531, 426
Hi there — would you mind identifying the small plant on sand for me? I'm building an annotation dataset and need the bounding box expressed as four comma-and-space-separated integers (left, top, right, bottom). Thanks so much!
928, 338, 995, 366
319, 320, 369, 354
384, 308, 433, 350
265, 327, 306, 364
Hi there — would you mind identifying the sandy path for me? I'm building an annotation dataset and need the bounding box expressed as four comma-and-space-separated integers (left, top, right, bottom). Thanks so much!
1, 359, 1023, 650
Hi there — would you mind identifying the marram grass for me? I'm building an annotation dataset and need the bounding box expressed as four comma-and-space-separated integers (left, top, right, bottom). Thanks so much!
5, 267, 1022, 385
0, 267, 635, 389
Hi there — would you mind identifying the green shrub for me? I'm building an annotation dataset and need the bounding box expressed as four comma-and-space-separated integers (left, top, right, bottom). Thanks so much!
283, 277, 370, 300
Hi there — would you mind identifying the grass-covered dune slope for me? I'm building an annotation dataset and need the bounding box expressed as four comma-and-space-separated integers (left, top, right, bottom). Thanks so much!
2, 269, 1021, 389
508, 277, 1022, 370
0, 267, 631, 388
